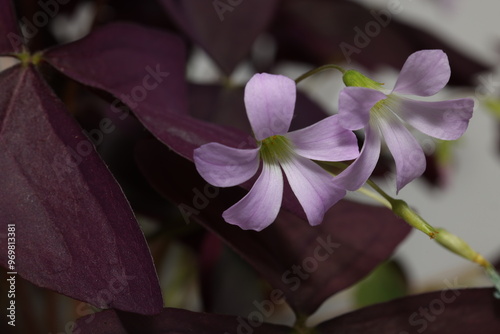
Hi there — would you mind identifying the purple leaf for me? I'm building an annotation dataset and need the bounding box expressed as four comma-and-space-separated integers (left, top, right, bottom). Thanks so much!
135, 139, 411, 315
160, 0, 280, 74
0, 65, 162, 314
42, 21, 329, 165
43, 22, 189, 116
189, 83, 250, 133
73, 308, 292, 334
0, 0, 24, 54
189, 83, 331, 134
42, 22, 247, 161
272, 0, 488, 86
317, 288, 500, 333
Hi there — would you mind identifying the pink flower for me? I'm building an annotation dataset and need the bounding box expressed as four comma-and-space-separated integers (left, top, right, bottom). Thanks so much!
335, 50, 474, 192
194, 73, 359, 231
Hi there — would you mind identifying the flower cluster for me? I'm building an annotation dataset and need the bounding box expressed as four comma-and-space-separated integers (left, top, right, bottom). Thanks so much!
194, 74, 359, 230
194, 50, 474, 231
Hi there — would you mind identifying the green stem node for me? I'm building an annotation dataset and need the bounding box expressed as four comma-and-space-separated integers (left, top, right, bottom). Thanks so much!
390, 199, 439, 238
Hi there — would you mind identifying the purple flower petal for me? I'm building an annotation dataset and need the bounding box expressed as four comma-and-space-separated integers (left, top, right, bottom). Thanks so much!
281, 155, 346, 226
338, 87, 386, 130
223, 162, 283, 231
244, 73, 296, 140
393, 50, 451, 97
378, 113, 426, 192
194, 143, 260, 187
334, 125, 381, 191
287, 115, 359, 161
395, 97, 474, 140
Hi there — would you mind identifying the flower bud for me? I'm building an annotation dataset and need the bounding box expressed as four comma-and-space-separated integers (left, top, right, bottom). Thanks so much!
342, 70, 384, 89
434, 228, 487, 266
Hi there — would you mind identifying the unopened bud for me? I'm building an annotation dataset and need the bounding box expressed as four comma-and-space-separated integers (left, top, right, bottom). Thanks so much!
434, 228, 487, 266
343, 70, 384, 89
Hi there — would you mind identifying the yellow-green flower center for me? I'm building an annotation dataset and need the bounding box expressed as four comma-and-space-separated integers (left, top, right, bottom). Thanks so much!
370, 96, 399, 125
259, 135, 294, 164
371, 98, 389, 118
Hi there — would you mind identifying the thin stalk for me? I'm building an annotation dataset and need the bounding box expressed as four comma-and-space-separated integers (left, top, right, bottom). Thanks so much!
363, 178, 500, 298
295, 64, 346, 84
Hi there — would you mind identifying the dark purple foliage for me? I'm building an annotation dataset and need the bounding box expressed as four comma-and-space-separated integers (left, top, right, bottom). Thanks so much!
0, 0, 23, 54
74, 308, 292, 334
0, 65, 162, 314
160, 0, 280, 75
43, 22, 189, 116
43, 22, 251, 161
317, 288, 500, 333
188, 82, 333, 134
75, 288, 500, 333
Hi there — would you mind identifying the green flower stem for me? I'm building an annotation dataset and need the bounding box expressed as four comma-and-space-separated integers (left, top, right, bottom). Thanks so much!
356, 186, 392, 209
294, 64, 346, 84
485, 265, 500, 299
362, 178, 500, 298
366, 179, 438, 238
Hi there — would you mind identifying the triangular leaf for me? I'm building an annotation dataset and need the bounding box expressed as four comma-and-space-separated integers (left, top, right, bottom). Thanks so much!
0, 65, 162, 314
43, 22, 189, 115
42, 22, 245, 161
73, 308, 292, 334
317, 288, 500, 333
0, 0, 24, 54
160, 0, 280, 74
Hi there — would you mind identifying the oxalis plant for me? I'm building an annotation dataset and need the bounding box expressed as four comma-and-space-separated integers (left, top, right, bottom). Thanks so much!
1, 1, 500, 333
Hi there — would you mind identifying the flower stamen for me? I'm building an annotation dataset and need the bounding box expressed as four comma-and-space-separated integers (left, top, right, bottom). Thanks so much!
260, 135, 294, 164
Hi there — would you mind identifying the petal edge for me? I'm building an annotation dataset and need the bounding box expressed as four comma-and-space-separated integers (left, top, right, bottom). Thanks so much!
396, 98, 474, 140
244, 73, 296, 140
393, 50, 451, 97
281, 156, 346, 226
287, 115, 359, 162
223, 162, 283, 231
194, 143, 260, 187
